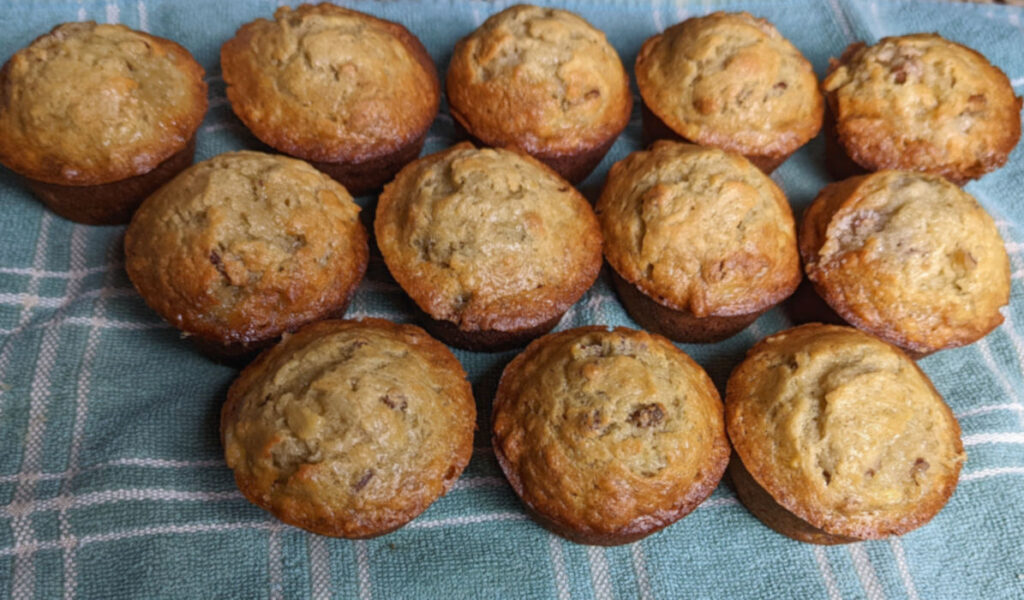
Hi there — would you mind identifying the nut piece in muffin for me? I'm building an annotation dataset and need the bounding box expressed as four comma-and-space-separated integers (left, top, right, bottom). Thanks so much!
446, 4, 632, 183
726, 324, 965, 544
597, 141, 801, 342
799, 170, 1010, 357
125, 151, 368, 362
635, 12, 822, 173
493, 326, 729, 545
822, 34, 1023, 185
221, 3, 440, 194
375, 142, 602, 351
222, 318, 476, 538
0, 22, 207, 224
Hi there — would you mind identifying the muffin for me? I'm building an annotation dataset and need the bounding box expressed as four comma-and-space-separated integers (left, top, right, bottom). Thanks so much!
446, 4, 632, 183
221, 3, 440, 195
726, 324, 965, 544
822, 34, 1023, 185
375, 142, 602, 351
222, 318, 476, 538
125, 151, 368, 362
635, 12, 822, 173
492, 326, 729, 545
597, 141, 801, 342
799, 170, 1010, 357
0, 22, 207, 225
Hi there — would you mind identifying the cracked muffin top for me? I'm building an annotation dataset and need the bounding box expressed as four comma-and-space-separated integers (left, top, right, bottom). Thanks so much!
375, 142, 602, 333
726, 324, 965, 539
446, 4, 632, 157
0, 21, 207, 185
221, 3, 439, 164
597, 141, 800, 318
800, 170, 1010, 356
823, 34, 1022, 184
125, 151, 368, 345
222, 318, 475, 538
635, 12, 822, 162
492, 326, 729, 544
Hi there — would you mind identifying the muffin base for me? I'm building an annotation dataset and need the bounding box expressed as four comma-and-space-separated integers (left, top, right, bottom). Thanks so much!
789, 280, 936, 360
822, 103, 991, 186
640, 103, 787, 174
494, 446, 726, 546
311, 130, 428, 196
493, 441, 675, 546
24, 136, 197, 225
729, 456, 859, 545
451, 118, 616, 185
610, 269, 764, 343
189, 289, 356, 366
822, 105, 871, 183
417, 305, 563, 353
783, 279, 847, 327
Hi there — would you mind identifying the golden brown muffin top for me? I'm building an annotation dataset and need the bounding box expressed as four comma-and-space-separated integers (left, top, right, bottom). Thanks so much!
800, 171, 1010, 355
598, 141, 800, 318
125, 151, 368, 345
446, 4, 632, 156
635, 12, 822, 159
221, 3, 439, 164
823, 34, 1022, 184
493, 326, 729, 542
375, 142, 602, 332
222, 318, 475, 538
0, 22, 207, 185
726, 324, 965, 539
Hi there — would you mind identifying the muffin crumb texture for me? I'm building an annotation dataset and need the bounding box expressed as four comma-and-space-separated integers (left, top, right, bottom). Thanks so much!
376, 143, 601, 332
222, 319, 475, 538
727, 325, 965, 539
635, 12, 822, 158
599, 141, 800, 317
125, 151, 367, 345
447, 4, 631, 155
801, 171, 1010, 354
493, 327, 729, 541
823, 34, 1022, 183
221, 3, 438, 163
0, 21, 207, 184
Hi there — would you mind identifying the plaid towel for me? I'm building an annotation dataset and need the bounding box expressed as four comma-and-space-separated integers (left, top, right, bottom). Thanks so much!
1, 0, 1023, 598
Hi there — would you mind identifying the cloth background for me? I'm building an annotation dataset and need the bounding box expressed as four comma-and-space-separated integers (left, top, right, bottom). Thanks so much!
1, 0, 1023, 598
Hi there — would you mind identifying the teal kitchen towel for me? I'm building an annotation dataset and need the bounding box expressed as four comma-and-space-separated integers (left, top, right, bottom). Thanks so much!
1, 0, 1023, 598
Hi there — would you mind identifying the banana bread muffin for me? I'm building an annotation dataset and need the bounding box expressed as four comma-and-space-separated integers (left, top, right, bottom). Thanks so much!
446, 5, 632, 183
375, 142, 602, 351
222, 318, 476, 538
492, 326, 729, 545
726, 324, 965, 544
822, 34, 1022, 184
125, 151, 368, 362
635, 12, 822, 173
799, 170, 1010, 357
221, 3, 440, 194
597, 141, 801, 342
0, 22, 207, 224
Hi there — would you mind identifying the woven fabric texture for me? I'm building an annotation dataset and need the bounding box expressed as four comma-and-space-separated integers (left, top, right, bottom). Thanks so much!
1, 0, 1023, 598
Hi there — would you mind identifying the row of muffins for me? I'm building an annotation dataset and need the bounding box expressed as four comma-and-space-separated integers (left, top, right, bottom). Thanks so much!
1, 6, 1020, 226
122, 141, 1012, 363
221, 316, 965, 546
0, 3, 1017, 547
